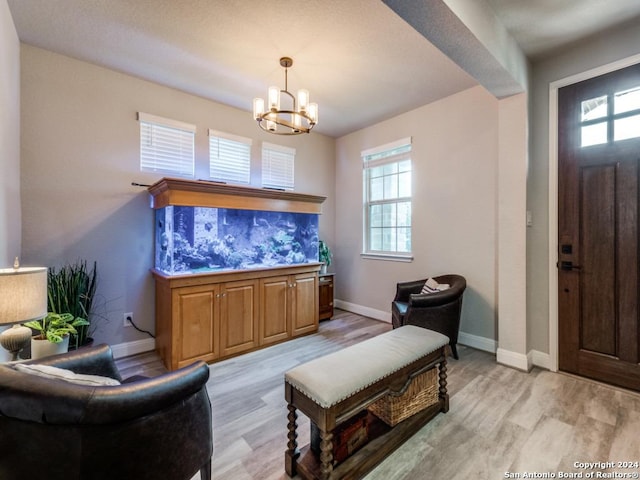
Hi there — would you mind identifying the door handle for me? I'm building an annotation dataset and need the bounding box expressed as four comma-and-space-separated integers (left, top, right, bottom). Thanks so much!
558, 261, 582, 271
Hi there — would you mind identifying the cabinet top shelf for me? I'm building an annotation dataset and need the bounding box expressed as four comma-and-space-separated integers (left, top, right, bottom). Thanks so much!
148, 177, 326, 214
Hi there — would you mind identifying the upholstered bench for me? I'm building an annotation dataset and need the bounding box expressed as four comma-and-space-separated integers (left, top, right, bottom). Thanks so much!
284, 325, 450, 480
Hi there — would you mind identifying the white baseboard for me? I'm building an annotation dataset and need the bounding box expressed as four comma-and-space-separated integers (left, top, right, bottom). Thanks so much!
458, 331, 496, 353
336, 300, 498, 356
110, 338, 156, 359
497, 347, 531, 371
529, 349, 551, 370
332, 300, 553, 371
334, 299, 391, 323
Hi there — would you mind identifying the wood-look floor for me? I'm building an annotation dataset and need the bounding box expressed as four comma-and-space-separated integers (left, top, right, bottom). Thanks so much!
116, 310, 640, 480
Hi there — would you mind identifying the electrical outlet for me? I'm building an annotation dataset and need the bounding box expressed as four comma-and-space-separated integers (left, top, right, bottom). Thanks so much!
123, 312, 133, 327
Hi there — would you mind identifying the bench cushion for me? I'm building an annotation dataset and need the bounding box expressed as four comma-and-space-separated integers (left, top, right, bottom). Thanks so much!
285, 326, 448, 408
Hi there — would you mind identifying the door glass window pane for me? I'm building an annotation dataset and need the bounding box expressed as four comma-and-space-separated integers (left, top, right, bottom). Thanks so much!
581, 95, 607, 121
614, 115, 640, 141
614, 86, 640, 115
581, 122, 607, 147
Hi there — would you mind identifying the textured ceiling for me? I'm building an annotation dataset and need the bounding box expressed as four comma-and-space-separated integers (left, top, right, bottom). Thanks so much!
7, 0, 478, 138
485, 0, 640, 60
7, 0, 640, 137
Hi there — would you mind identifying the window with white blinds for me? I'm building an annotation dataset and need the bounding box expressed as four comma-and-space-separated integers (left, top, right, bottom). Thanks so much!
261, 142, 295, 190
208, 130, 252, 184
138, 112, 195, 177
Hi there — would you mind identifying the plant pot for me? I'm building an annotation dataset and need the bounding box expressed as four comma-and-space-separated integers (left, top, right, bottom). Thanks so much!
30, 335, 70, 360
320, 263, 328, 274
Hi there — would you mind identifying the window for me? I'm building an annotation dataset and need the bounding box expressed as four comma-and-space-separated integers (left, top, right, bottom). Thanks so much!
362, 138, 412, 259
138, 112, 195, 177
208, 130, 252, 184
580, 84, 640, 147
262, 142, 295, 190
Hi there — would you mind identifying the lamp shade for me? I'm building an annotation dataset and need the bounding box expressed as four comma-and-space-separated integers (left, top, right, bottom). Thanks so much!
0, 267, 48, 325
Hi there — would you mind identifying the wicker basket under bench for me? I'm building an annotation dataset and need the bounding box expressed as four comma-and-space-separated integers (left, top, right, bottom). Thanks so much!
284, 326, 450, 480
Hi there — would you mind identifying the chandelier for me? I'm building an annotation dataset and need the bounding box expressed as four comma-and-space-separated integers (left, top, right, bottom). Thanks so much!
253, 57, 318, 135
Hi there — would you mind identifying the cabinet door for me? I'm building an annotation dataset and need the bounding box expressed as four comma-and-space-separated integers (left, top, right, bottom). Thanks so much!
291, 273, 318, 337
260, 275, 290, 345
219, 279, 259, 357
318, 275, 334, 320
173, 284, 219, 367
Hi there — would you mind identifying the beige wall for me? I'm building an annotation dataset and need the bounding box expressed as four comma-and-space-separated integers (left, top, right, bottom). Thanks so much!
335, 85, 499, 342
0, 0, 20, 266
19, 45, 336, 348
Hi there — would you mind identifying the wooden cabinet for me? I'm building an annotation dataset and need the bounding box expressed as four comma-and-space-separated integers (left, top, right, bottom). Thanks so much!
291, 273, 318, 336
173, 284, 219, 367
260, 271, 319, 345
260, 275, 290, 345
219, 279, 259, 357
154, 264, 320, 370
318, 273, 335, 321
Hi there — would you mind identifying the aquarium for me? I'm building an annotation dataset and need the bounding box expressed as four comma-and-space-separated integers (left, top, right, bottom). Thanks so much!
155, 205, 320, 275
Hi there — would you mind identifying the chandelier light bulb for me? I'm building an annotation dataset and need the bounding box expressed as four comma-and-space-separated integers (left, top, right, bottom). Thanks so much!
268, 86, 280, 111
297, 89, 309, 113
253, 98, 264, 120
308, 103, 318, 125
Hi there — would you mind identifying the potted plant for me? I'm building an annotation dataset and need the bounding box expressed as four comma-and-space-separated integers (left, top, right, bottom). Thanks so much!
318, 240, 332, 274
24, 312, 90, 359
47, 260, 98, 349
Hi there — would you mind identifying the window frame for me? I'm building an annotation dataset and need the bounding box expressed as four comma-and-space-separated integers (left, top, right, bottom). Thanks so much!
361, 137, 413, 262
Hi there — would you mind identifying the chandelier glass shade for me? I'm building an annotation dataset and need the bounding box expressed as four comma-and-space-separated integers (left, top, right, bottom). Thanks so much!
253, 57, 318, 135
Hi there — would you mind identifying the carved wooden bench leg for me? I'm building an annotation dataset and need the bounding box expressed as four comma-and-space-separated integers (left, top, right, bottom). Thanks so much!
285, 403, 299, 477
439, 355, 449, 413
319, 429, 334, 480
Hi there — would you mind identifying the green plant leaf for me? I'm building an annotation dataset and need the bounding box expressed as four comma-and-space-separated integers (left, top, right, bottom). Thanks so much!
24, 320, 43, 331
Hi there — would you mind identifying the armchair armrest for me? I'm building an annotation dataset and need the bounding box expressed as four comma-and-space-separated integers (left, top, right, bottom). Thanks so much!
83, 360, 210, 424
25, 343, 122, 381
0, 360, 210, 425
394, 279, 427, 302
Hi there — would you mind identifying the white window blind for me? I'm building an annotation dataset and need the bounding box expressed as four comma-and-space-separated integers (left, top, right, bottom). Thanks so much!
138, 112, 195, 177
208, 129, 252, 184
262, 142, 295, 190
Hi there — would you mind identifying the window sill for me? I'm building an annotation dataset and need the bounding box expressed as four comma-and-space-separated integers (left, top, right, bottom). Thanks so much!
360, 253, 413, 262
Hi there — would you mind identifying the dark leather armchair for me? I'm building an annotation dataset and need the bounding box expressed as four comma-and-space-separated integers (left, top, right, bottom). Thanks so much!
0, 344, 212, 480
392, 274, 466, 359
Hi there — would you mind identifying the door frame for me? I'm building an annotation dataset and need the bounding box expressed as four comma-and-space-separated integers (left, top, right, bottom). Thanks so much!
548, 52, 640, 372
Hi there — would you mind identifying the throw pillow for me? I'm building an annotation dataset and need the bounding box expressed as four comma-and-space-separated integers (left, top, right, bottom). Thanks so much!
421, 277, 450, 294
13, 363, 121, 386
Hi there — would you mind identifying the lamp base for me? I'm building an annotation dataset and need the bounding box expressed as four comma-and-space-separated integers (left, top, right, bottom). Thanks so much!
0, 324, 33, 361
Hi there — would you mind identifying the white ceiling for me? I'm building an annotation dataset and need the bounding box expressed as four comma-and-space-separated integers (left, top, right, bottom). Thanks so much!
7, 0, 640, 138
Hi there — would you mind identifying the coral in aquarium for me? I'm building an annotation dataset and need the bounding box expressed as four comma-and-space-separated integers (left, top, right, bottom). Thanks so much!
155, 206, 319, 275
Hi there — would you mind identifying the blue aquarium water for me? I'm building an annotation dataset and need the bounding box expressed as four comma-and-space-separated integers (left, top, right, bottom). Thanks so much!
155, 206, 320, 275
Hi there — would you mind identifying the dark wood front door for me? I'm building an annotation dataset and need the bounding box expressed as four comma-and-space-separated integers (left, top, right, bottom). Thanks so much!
558, 62, 640, 391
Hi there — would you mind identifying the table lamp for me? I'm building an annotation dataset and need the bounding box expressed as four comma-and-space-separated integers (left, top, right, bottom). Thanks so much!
0, 258, 47, 361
